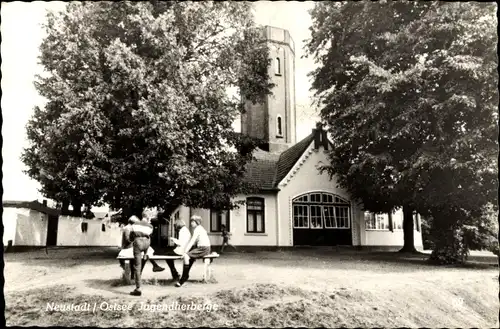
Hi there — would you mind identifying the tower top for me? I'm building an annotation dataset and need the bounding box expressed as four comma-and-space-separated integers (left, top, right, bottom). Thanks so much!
261, 25, 295, 54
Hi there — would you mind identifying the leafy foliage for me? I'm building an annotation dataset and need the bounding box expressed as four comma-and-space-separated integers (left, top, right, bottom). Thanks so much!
307, 1, 498, 261
22, 1, 273, 216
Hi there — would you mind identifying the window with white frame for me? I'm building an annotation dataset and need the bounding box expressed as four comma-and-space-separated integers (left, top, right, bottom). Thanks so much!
210, 209, 230, 232
413, 213, 420, 231
310, 205, 323, 228
247, 197, 265, 233
365, 212, 391, 230
323, 206, 336, 228
293, 204, 309, 228
292, 192, 350, 229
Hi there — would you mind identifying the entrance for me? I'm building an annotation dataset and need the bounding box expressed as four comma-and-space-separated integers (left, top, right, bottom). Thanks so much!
46, 215, 59, 246
292, 192, 352, 246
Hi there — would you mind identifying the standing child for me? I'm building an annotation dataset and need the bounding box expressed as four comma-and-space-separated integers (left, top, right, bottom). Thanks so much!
220, 224, 236, 253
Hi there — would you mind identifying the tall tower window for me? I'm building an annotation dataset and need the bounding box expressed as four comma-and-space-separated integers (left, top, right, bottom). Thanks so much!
276, 115, 283, 137
275, 57, 281, 75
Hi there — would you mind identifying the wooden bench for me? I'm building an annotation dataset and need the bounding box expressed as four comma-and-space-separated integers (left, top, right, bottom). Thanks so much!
117, 253, 220, 283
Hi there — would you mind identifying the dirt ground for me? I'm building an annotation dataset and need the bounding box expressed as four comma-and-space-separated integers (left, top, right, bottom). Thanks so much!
4, 247, 499, 327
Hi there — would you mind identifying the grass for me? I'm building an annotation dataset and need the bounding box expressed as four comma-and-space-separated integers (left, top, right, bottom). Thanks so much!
4, 247, 499, 327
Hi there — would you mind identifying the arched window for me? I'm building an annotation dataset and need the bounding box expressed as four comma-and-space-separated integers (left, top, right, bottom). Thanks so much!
275, 57, 281, 75
292, 192, 350, 229
277, 115, 283, 137
246, 197, 265, 233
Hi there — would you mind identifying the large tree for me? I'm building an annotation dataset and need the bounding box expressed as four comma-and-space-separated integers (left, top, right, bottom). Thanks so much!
22, 1, 273, 217
307, 1, 497, 261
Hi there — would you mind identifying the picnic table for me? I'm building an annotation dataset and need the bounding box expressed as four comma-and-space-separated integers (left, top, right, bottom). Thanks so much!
116, 252, 220, 283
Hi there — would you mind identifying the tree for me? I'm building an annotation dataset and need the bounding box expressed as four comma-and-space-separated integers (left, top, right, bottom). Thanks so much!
22, 1, 273, 217
306, 1, 497, 261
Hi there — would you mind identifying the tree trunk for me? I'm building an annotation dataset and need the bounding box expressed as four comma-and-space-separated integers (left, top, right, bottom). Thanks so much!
124, 202, 144, 220
61, 201, 70, 215
428, 212, 468, 265
399, 206, 418, 253
72, 200, 83, 217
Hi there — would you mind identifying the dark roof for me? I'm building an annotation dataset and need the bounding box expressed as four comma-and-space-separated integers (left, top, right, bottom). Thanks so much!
3, 200, 61, 216
243, 133, 315, 191
244, 158, 279, 191
275, 133, 315, 185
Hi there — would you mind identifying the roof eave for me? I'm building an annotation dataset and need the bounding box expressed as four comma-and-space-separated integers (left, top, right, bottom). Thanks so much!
258, 187, 281, 193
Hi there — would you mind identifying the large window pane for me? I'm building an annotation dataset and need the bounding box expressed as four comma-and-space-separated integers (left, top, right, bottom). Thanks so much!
324, 206, 336, 228
293, 205, 309, 228
221, 211, 229, 229
310, 205, 322, 228
247, 214, 255, 232
210, 211, 219, 232
256, 213, 263, 232
335, 206, 349, 228
365, 212, 375, 229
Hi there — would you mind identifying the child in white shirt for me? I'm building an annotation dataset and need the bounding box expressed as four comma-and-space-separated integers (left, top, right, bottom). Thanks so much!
176, 215, 211, 287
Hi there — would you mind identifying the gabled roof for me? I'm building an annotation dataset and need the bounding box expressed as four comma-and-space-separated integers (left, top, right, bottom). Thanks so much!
243, 132, 315, 192
3, 200, 61, 216
275, 133, 315, 185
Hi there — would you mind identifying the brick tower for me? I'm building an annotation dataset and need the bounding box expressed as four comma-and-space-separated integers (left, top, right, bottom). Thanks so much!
241, 26, 296, 153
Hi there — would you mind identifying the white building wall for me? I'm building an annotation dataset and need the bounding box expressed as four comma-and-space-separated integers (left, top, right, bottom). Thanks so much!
57, 216, 122, 246
189, 193, 278, 246
278, 143, 354, 246
14, 209, 48, 246
3, 207, 21, 245
360, 209, 424, 248
364, 231, 422, 247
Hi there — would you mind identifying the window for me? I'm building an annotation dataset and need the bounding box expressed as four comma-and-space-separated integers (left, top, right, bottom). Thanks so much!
310, 193, 322, 203
81, 222, 88, 233
293, 205, 309, 228
310, 205, 323, 228
365, 212, 390, 230
275, 57, 281, 75
392, 212, 403, 230
292, 192, 351, 229
247, 198, 265, 233
210, 209, 230, 232
324, 206, 336, 228
335, 206, 350, 228
101, 224, 106, 232
277, 115, 283, 137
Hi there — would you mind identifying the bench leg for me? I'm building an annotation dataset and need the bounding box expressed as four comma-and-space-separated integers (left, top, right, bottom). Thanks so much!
203, 258, 211, 282
123, 261, 133, 284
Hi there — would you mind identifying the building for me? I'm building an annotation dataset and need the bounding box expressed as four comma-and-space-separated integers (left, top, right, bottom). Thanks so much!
171, 26, 423, 250
3, 200, 122, 249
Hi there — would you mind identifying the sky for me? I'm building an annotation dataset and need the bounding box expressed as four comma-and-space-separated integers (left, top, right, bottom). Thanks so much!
1, 1, 319, 202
